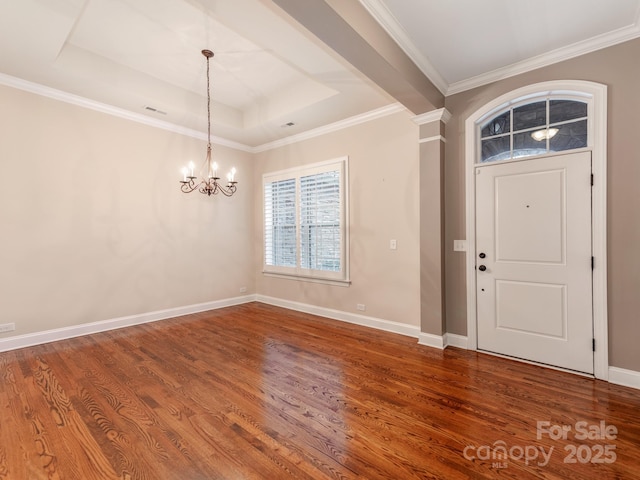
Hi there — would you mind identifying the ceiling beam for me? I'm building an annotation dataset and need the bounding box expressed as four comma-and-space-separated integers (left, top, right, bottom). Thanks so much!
271, 0, 444, 114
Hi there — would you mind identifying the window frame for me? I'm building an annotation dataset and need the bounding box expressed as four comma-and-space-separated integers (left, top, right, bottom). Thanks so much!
262, 157, 350, 285
477, 94, 590, 165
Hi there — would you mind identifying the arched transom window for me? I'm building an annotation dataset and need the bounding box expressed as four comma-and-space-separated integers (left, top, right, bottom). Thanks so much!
479, 97, 588, 163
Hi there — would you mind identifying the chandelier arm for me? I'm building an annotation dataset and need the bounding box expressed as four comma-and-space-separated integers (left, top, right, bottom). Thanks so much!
217, 182, 237, 197
180, 179, 200, 193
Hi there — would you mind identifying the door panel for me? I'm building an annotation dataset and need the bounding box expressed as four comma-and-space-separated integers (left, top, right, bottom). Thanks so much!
495, 281, 566, 338
476, 151, 593, 374
495, 170, 564, 263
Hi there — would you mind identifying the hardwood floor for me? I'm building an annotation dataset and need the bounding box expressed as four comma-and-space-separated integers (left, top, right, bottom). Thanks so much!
0, 302, 638, 479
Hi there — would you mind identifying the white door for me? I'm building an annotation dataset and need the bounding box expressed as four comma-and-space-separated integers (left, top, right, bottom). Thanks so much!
475, 151, 593, 374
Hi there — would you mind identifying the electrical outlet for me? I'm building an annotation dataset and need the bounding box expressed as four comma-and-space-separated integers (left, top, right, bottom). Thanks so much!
357, 304, 366, 312
239, 286, 247, 293
0, 323, 15, 333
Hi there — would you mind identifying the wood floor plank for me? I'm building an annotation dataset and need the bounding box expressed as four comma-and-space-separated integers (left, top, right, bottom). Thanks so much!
0, 302, 639, 479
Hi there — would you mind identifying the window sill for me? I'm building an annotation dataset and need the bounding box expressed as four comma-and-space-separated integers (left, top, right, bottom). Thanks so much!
262, 271, 351, 287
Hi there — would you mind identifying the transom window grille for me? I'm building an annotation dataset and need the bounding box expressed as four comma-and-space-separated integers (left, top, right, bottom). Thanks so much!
263, 157, 349, 282
480, 98, 588, 163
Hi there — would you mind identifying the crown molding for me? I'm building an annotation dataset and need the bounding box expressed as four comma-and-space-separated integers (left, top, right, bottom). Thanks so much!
253, 103, 406, 152
1, 72, 408, 155
412, 108, 451, 126
360, 0, 640, 97
418, 135, 446, 144
0, 72, 254, 153
447, 21, 640, 96
358, 0, 448, 95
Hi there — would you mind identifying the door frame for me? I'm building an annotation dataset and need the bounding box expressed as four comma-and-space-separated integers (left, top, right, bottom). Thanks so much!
464, 80, 608, 379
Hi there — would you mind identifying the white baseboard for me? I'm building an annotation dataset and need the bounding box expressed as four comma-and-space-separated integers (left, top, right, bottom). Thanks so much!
609, 366, 640, 391
0, 295, 256, 353
0, 293, 460, 355
257, 296, 472, 353
444, 333, 469, 349
0, 288, 472, 370
255, 295, 421, 339
418, 333, 469, 350
5, 294, 634, 391
418, 333, 445, 349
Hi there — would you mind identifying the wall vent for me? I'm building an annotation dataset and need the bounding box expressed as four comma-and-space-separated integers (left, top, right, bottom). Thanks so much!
144, 105, 167, 115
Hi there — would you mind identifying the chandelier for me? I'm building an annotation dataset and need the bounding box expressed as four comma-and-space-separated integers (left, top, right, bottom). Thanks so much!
180, 50, 237, 197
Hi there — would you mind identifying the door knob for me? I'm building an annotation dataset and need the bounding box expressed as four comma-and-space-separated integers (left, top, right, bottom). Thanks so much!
478, 265, 487, 272
479, 252, 486, 259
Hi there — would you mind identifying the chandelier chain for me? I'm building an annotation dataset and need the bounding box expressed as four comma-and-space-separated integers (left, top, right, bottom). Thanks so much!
206, 53, 211, 147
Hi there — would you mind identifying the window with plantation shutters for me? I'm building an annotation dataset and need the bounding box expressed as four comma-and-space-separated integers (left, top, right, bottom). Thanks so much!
263, 157, 349, 283
264, 178, 296, 268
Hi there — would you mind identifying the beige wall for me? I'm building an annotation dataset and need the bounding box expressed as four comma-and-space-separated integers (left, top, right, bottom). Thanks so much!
0, 85, 255, 336
0, 82, 421, 341
253, 111, 421, 328
444, 38, 640, 371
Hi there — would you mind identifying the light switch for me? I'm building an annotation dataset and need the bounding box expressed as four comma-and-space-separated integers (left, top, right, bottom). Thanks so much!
390, 239, 397, 250
453, 240, 467, 252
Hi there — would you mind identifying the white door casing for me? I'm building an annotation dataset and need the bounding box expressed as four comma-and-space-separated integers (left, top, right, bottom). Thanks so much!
464, 80, 608, 379
475, 152, 593, 373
